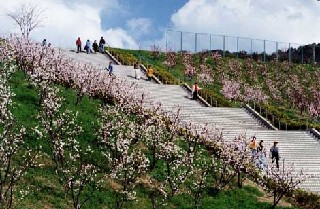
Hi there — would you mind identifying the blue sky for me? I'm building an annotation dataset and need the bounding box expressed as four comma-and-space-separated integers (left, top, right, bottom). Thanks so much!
102, 0, 186, 29
101, 0, 187, 41
1, 0, 320, 50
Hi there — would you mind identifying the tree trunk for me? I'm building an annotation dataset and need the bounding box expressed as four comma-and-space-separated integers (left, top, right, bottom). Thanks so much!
237, 171, 242, 188
272, 190, 276, 209
150, 194, 156, 209
76, 93, 83, 106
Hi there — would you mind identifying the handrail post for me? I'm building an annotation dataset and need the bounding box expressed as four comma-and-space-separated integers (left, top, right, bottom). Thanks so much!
272, 115, 275, 124
259, 106, 261, 115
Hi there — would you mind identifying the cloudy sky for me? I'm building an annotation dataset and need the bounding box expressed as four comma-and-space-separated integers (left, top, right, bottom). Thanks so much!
1, 0, 320, 51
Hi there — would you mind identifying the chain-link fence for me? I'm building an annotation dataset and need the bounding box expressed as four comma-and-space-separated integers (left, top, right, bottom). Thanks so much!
165, 30, 320, 64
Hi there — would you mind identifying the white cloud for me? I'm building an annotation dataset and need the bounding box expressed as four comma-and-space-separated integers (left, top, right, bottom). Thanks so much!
126, 18, 152, 37
105, 28, 138, 49
170, 0, 320, 50
0, 0, 138, 49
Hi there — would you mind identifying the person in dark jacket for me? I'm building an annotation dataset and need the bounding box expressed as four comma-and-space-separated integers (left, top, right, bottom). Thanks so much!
92, 40, 98, 53
99, 37, 106, 53
108, 61, 113, 76
42, 39, 47, 46
270, 141, 280, 168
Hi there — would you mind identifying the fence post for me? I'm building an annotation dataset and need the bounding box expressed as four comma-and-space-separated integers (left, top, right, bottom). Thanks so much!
289, 43, 292, 64
313, 44, 316, 64
276, 42, 279, 61
223, 35, 226, 57
209, 34, 212, 51
250, 38, 253, 59
165, 30, 168, 52
263, 40, 266, 62
180, 31, 183, 53
301, 45, 304, 64
237, 37, 239, 58
195, 33, 198, 53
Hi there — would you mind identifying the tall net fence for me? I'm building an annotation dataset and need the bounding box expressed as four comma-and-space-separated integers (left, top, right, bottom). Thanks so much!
164, 30, 320, 64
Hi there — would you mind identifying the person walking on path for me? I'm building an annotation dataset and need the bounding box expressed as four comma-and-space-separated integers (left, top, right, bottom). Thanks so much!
134, 62, 140, 80
257, 140, 267, 169
108, 61, 114, 76
192, 82, 201, 100
270, 141, 280, 168
76, 37, 82, 53
92, 40, 99, 53
249, 136, 258, 158
99, 36, 106, 53
146, 65, 154, 81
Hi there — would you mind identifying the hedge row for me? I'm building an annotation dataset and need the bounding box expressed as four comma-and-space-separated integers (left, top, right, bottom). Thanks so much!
251, 103, 320, 130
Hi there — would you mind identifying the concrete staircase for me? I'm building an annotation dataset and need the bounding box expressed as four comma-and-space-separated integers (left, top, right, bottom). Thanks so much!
63, 50, 320, 193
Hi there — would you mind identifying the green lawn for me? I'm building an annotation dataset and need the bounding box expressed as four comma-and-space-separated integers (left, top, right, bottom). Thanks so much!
6, 69, 296, 209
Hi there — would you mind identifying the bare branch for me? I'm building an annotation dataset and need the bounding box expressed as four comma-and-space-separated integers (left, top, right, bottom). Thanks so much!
7, 3, 44, 39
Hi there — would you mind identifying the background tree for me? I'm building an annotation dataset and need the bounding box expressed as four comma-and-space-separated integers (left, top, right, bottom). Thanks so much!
7, 3, 44, 39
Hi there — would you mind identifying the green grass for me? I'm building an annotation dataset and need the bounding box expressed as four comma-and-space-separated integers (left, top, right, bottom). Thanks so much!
7, 69, 295, 209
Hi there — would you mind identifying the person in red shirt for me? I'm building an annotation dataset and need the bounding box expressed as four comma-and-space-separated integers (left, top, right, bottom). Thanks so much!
76, 37, 82, 53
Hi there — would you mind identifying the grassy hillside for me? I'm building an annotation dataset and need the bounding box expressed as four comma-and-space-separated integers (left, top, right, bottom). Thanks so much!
2, 66, 296, 209
108, 47, 320, 130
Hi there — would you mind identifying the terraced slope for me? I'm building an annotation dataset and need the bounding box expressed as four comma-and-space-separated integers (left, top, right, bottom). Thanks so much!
64, 50, 320, 193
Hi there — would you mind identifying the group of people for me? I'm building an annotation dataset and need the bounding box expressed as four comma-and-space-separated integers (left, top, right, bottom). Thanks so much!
42, 39, 51, 47
106, 61, 154, 81
133, 62, 154, 81
249, 136, 280, 169
76, 37, 106, 54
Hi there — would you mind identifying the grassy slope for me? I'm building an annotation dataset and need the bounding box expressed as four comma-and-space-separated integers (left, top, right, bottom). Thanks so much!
8, 70, 294, 209
108, 48, 320, 129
